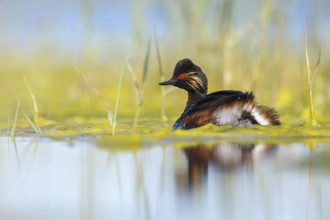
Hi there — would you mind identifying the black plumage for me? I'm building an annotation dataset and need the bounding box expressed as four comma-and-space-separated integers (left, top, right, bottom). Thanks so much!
159, 58, 280, 130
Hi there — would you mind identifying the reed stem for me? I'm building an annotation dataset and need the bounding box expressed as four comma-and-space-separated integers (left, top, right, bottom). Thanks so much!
112, 62, 126, 135
304, 23, 320, 126
154, 26, 167, 121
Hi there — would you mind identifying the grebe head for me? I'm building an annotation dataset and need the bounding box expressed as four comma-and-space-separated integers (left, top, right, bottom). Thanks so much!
159, 58, 208, 94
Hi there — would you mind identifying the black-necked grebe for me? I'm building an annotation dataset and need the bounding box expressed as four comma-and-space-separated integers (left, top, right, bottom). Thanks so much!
159, 58, 280, 130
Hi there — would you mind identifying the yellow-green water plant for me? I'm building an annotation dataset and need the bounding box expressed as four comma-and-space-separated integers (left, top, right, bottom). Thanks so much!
304, 23, 321, 127
13, 93, 41, 135
79, 70, 114, 128
154, 26, 167, 122
112, 61, 127, 135
9, 101, 20, 165
77, 61, 126, 136
7, 114, 10, 138
10, 99, 20, 144
127, 42, 151, 128
21, 107, 42, 134
23, 77, 41, 134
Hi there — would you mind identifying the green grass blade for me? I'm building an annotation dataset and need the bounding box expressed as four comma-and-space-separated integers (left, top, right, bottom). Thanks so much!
131, 41, 151, 127
304, 23, 311, 84
31, 110, 42, 134
112, 61, 126, 135
7, 114, 10, 137
23, 77, 39, 119
304, 21, 319, 126
154, 27, 164, 79
10, 99, 20, 143
23, 77, 41, 133
154, 26, 167, 121
77, 68, 114, 126
316, 50, 321, 67
141, 40, 151, 92
126, 60, 142, 127
21, 108, 41, 134
311, 50, 321, 85
127, 61, 142, 106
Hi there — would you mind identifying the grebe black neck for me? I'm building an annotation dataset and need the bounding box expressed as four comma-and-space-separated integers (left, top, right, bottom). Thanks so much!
185, 91, 206, 112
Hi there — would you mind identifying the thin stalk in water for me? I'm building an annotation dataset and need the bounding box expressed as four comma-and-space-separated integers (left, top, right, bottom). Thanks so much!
154, 26, 167, 121
77, 68, 114, 128
10, 99, 20, 145
112, 62, 127, 135
133, 41, 151, 127
304, 23, 320, 126
23, 78, 41, 133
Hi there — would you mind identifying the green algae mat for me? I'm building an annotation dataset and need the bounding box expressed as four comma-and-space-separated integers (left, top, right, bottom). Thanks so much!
3, 117, 330, 147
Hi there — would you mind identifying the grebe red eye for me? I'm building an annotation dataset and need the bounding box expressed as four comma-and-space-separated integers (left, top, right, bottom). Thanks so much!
178, 74, 185, 80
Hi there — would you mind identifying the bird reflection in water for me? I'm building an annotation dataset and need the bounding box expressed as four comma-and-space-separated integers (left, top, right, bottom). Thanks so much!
180, 143, 277, 191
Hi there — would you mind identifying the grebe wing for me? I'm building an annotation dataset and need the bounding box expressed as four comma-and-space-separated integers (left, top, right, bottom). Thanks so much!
175, 91, 280, 129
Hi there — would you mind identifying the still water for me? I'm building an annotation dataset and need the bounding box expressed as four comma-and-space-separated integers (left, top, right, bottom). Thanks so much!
0, 137, 329, 220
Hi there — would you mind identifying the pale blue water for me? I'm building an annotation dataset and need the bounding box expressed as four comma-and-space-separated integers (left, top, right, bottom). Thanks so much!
1, 137, 329, 220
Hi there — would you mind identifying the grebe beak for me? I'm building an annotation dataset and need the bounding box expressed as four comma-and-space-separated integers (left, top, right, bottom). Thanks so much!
159, 78, 176, 86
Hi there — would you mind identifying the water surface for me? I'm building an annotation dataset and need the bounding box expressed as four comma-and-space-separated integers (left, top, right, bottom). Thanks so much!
0, 137, 329, 220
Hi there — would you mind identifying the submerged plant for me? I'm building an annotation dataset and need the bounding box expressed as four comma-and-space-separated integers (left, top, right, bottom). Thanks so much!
304, 24, 321, 126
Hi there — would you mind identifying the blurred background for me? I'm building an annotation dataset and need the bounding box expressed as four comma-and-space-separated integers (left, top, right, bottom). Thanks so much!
2, 2, 330, 219
1, 0, 329, 124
